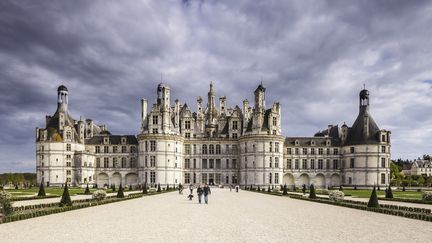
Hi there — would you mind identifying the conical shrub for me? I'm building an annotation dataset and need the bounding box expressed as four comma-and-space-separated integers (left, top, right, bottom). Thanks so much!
143, 183, 148, 194
283, 184, 288, 195
309, 184, 317, 199
84, 183, 91, 195
367, 186, 379, 208
60, 182, 72, 207
37, 181, 46, 197
117, 184, 125, 198
129, 184, 132, 191
385, 185, 393, 199
267, 186, 271, 192
157, 183, 161, 192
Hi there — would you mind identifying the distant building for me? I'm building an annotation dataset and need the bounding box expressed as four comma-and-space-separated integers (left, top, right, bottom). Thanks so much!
403, 160, 432, 177
36, 83, 391, 188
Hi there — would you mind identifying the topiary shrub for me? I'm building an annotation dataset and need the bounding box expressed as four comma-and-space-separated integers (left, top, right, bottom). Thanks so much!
367, 186, 379, 208
166, 184, 170, 191
385, 185, 393, 199
157, 183, 161, 192
422, 191, 432, 201
282, 184, 288, 195
329, 190, 344, 202
129, 184, 132, 191
267, 186, 271, 192
37, 181, 46, 197
0, 190, 13, 216
59, 183, 72, 207
84, 183, 91, 195
309, 184, 317, 199
258, 186, 261, 192
92, 190, 106, 201
143, 183, 148, 194
117, 184, 125, 198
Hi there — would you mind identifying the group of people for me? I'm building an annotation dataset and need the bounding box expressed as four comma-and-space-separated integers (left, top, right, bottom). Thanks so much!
186, 184, 211, 204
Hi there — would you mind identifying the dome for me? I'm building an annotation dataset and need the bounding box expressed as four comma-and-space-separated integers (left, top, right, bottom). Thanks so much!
359, 89, 369, 99
57, 85, 68, 92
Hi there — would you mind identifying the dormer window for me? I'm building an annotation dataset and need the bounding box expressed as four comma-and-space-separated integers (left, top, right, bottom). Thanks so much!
295, 140, 299, 146
121, 137, 126, 144
104, 137, 109, 144
326, 140, 330, 146
311, 140, 315, 146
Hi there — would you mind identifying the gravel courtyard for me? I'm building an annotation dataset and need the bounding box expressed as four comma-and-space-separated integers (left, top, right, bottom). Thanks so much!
0, 188, 430, 243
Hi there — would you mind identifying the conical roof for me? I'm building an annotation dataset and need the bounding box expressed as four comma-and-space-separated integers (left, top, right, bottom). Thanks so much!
345, 107, 380, 145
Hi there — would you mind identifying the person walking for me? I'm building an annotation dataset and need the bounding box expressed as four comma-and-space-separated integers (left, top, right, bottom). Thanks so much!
179, 183, 183, 195
197, 185, 203, 204
235, 185, 239, 193
189, 184, 193, 194
203, 184, 211, 204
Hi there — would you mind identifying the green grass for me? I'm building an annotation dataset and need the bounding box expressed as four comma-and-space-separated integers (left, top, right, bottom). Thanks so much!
342, 189, 423, 200
6, 188, 116, 198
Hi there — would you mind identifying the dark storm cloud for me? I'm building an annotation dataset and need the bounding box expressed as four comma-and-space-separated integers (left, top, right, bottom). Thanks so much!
1, 0, 432, 172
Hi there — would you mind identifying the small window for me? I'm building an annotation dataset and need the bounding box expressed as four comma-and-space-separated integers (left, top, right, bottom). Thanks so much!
350, 147, 355, 153
66, 144, 71, 151
381, 146, 386, 153
381, 158, 386, 168
152, 115, 158, 125
350, 158, 355, 168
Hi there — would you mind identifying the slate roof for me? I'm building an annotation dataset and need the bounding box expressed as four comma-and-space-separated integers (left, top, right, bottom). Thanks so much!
284, 137, 341, 147
345, 107, 380, 145
85, 135, 138, 145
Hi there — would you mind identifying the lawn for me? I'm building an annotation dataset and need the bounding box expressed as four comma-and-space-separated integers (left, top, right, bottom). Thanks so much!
341, 189, 423, 200
6, 188, 116, 197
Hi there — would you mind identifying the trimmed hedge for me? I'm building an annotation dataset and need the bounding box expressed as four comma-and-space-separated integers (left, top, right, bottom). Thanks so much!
249, 189, 432, 222
11, 195, 58, 201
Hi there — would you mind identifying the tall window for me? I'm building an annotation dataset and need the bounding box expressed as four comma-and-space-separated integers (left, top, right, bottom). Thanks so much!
275, 142, 279, 152
381, 158, 386, 168
202, 145, 208, 154
333, 159, 338, 169
287, 159, 292, 169
275, 157, 279, 168
152, 115, 158, 125
318, 148, 323, 155
96, 158, 100, 168
193, 158, 196, 168
66, 131, 71, 139
295, 159, 299, 169
150, 141, 156, 151
113, 146, 118, 153
209, 159, 214, 169
104, 146, 109, 153
287, 148, 292, 154
350, 158, 355, 168
202, 159, 208, 169
185, 144, 191, 155
302, 159, 307, 169
95, 146, 100, 153
202, 173, 208, 183
311, 148, 315, 155
226, 159, 229, 169
381, 146, 386, 153
269, 142, 273, 152
350, 147, 355, 153
130, 158, 135, 168
232, 120, 238, 130
333, 148, 339, 155
104, 157, 109, 168
274, 173, 279, 184
113, 157, 118, 168
269, 157, 273, 168
185, 120, 191, 129
318, 159, 323, 169
122, 157, 126, 168
232, 159, 237, 169
272, 117, 277, 126
150, 171, 156, 183
209, 144, 215, 154
184, 159, 190, 169
381, 173, 386, 184
185, 173, 190, 184
121, 146, 126, 153
216, 159, 221, 169
295, 148, 299, 155
302, 148, 307, 155
150, 156, 156, 167
269, 173, 272, 184
216, 144, 221, 154
310, 159, 315, 169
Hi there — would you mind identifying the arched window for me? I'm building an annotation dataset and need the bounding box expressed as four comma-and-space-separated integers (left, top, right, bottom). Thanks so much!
209, 144, 215, 154
216, 144, 221, 154
202, 144, 207, 154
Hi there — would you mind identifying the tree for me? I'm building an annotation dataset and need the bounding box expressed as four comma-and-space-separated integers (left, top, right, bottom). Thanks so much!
367, 186, 379, 208
84, 183, 91, 195
59, 182, 72, 207
282, 184, 288, 195
385, 185, 393, 199
143, 182, 148, 194
117, 184, 125, 198
37, 181, 46, 197
309, 184, 316, 199
157, 183, 161, 192
418, 176, 425, 186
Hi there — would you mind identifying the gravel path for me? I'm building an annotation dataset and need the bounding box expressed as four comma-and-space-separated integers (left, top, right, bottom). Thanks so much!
0, 188, 431, 243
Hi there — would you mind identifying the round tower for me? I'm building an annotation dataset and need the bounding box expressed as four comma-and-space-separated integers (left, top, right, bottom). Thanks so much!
57, 85, 68, 111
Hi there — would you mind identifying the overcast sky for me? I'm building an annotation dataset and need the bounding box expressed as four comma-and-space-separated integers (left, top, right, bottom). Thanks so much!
1, 0, 432, 172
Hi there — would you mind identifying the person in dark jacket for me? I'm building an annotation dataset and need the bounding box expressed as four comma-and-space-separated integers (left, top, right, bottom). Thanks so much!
203, 184, 211, 204
197, 185, 203, 204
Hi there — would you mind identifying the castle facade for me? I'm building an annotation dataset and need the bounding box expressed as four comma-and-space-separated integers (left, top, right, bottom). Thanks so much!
36, 83, 391, 188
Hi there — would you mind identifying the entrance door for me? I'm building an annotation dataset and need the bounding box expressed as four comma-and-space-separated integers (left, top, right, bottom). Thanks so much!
209, 179, 214, 186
